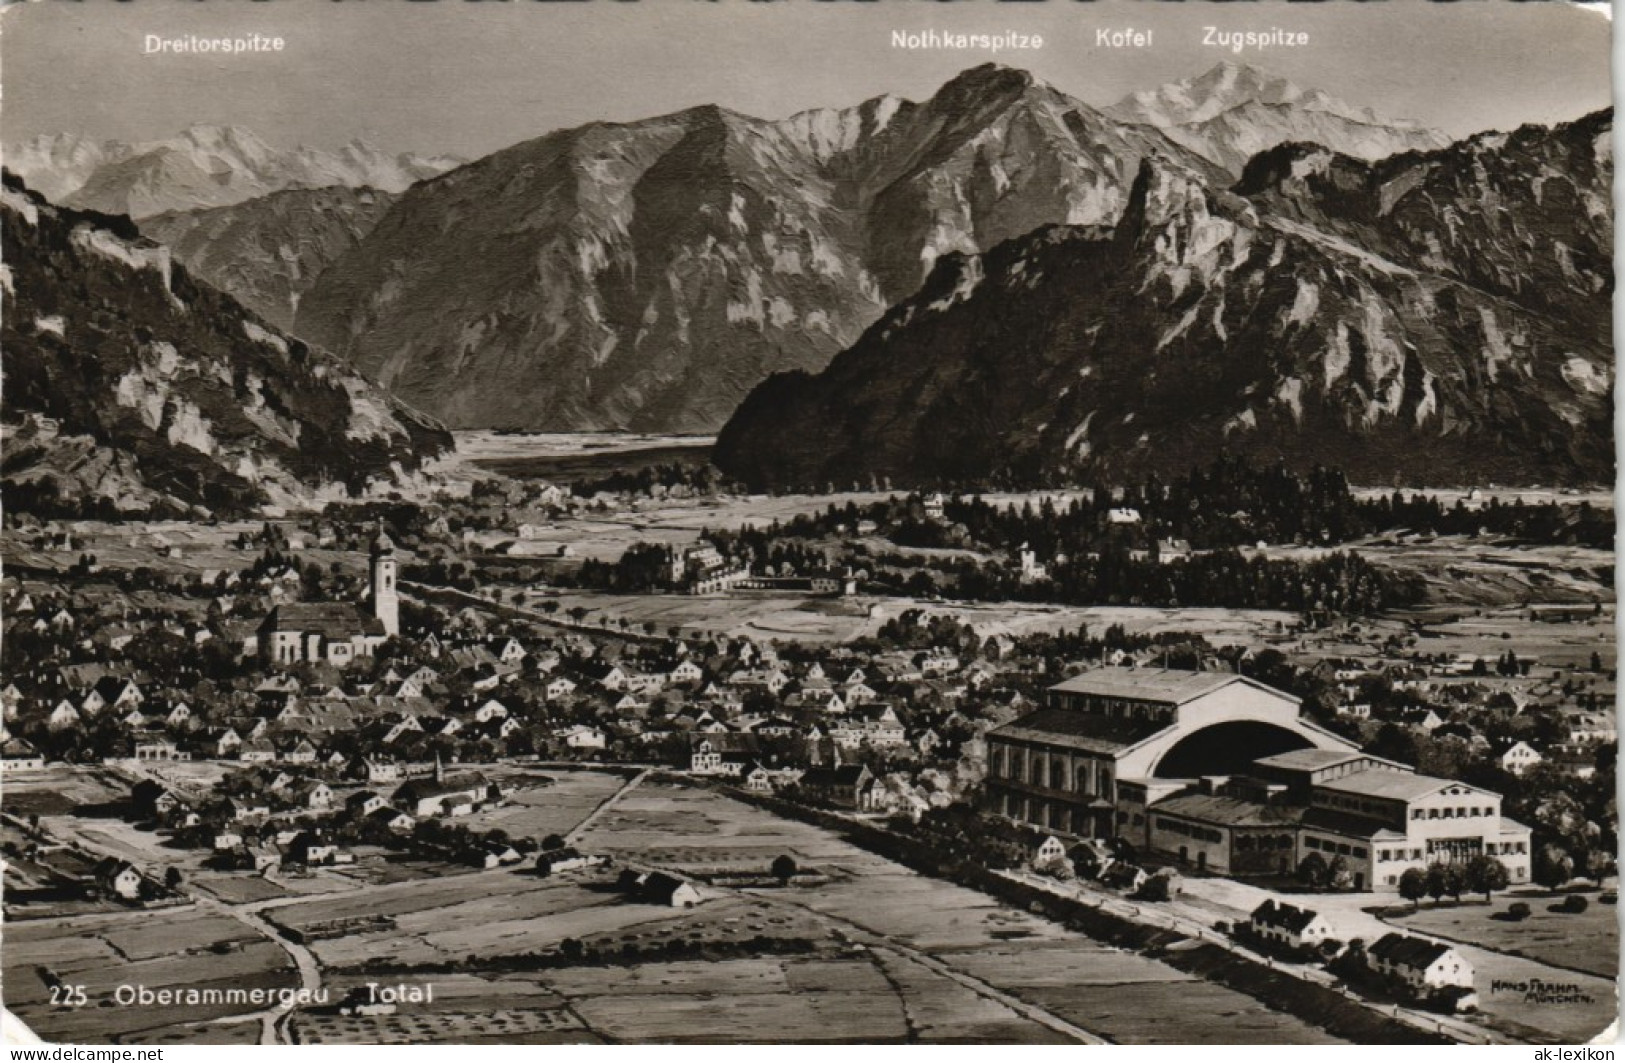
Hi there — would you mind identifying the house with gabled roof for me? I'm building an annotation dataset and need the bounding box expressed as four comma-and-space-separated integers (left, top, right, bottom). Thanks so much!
1249, 900, 1333, 951
93, 858, 144, 901
1368, 933, 1474, 995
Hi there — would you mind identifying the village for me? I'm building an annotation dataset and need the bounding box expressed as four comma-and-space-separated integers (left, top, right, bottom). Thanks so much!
1, 466, 1616, 1045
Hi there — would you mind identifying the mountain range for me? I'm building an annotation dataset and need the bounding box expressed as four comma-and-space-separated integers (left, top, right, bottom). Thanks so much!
10, 62, 1609, 492
713, 110, 1613, 488
140, 186, 400, 331
0, 173, 451, 518
284, 63, 1451, 434
3, 125, 461, 218
1106, 61, 1449, 174
291, 65, 1232, 432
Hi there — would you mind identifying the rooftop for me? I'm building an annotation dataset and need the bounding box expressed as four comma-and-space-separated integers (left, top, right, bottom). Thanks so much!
1301, 806, 1407, 841
1253, 749, 1376, 773
1317, 768, 1484, 803
1252, 900, 1324, 932
1370, 932, 1457, 969
1048, 668, 1293, 706
261, 602, 384, 639
1153, 792, 1304, 828
990, 706, 1169, 755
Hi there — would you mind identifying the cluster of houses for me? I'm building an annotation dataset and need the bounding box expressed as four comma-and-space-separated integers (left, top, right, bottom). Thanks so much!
1246, 900, 1477, 1012
1323, 657, 1613, 779
122, 755, 512, 876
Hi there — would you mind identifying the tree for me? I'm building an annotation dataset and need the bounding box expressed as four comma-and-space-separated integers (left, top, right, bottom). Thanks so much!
1533, 844, 1575, 893
1137, 870, 1181, 902
1532, 792, 1602, 857
1443, 861, 1466, 902
1297, 852, 1328, 888
1398, 867, 1428, 910
1328, 855, 1354, 891
770, 854, 798, 886
1463, 854, 1511, 902
1424, 863, 1451, 905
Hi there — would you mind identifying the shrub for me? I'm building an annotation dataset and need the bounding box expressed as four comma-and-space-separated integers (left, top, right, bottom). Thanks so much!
1559, 894, 1590, 914
1506, 902, 1532, 921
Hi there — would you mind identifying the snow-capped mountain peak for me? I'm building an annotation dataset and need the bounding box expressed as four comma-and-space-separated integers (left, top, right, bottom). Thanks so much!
1108, 61, 1448, 173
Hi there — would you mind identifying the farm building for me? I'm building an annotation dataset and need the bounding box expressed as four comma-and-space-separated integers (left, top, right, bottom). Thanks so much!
1249, 901, 1333, 951
1367, 933, 1475, 995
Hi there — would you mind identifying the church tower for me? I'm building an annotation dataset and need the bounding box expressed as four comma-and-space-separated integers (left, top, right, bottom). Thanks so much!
370, 523, 400, 637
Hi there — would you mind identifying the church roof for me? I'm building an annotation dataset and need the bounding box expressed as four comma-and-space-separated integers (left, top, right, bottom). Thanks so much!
260, 603, 384, 639
372, 524, 396, 555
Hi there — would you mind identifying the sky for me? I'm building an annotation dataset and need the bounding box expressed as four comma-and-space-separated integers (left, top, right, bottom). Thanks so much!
0, 0, 1612, 160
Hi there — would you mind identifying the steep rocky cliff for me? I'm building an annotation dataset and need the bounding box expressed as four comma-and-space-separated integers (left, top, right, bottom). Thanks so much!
140, 186, 399, 330
1, 174, 451, 517
714, 112, 1613, 489
293, 66, 1215, 431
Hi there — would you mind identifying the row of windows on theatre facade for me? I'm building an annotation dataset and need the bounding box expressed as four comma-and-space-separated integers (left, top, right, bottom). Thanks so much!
988, 747, 1114, 798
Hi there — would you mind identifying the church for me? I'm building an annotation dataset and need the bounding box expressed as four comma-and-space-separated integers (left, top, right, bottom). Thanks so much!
258, 526, 400, 666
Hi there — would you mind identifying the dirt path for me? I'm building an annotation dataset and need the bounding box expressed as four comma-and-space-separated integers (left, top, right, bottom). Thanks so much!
1003, 869, 1507, 1045
567, 769, 649, 845
731, 887, 1108, 1044
18, 812, 324, 1045
192, 895, 322, 1045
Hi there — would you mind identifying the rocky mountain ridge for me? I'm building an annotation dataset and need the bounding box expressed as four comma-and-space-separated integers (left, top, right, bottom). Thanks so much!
3, 125, 460, 218
0, 173, 452, 517
292, 65, 1224, 431
713, 110, 1614, 489
139, 186, 400, 330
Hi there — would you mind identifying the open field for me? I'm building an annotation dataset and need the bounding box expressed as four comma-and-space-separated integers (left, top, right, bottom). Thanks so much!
1361, 538, 1612, 609
568, 781, 1346, 1044
522, 588, 1301, 647
1395, 606, 1615, 671
9, 773, 1353, 1043
5, 911, 297, 1044
456, 769, 628, 842
14, 769, 1616, 1044
4, 520, 354, 580
1378, 891, 1619, 979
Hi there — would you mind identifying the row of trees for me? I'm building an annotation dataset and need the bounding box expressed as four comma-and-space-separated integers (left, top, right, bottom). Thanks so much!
1395, 857, 1512, 907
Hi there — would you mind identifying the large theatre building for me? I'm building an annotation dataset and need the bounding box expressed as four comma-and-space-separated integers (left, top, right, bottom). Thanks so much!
985, 669, 1356, 839
985, 668, 1530, 891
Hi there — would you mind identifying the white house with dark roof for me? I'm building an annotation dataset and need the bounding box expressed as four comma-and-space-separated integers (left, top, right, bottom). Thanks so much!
1492, 739, 1543, 776
1300, 768, 1530, 892
1368, 933, 1474, 994
1249, 900, 1333, 951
